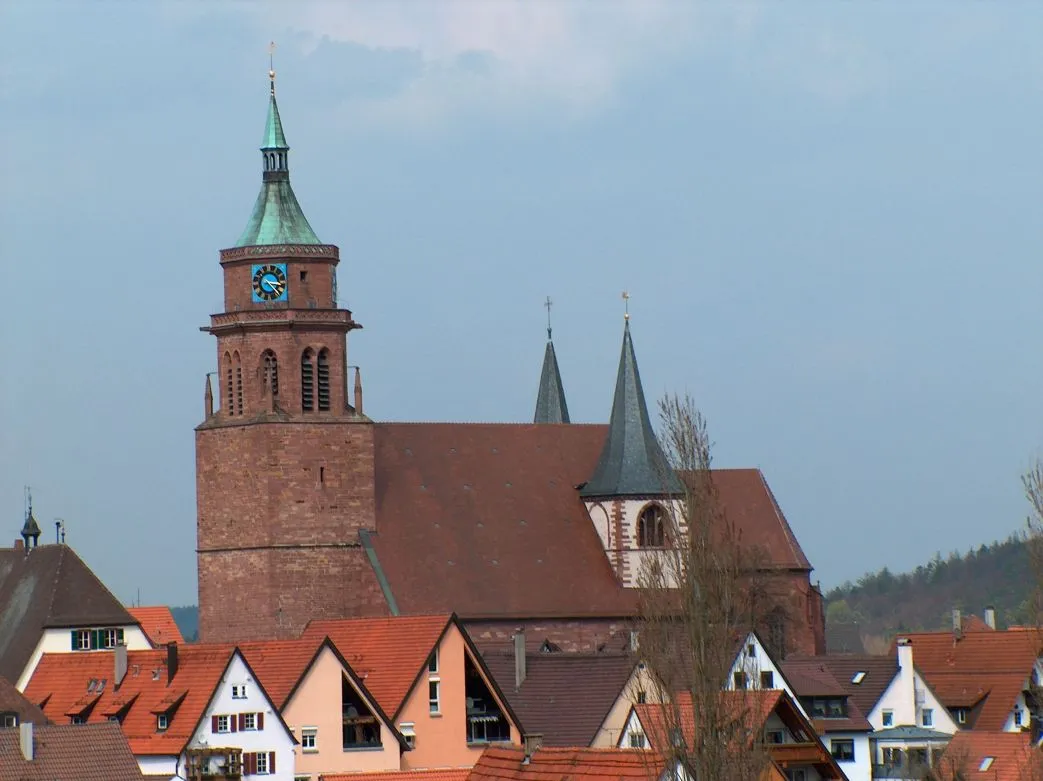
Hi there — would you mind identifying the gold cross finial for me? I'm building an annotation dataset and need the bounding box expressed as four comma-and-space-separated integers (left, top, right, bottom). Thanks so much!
268, 41, 277, 95
622, 290, 630, 321
544, 296, 553, 339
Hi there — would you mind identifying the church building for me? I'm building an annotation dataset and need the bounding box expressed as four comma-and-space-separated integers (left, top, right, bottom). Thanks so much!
195, 73, 825, 657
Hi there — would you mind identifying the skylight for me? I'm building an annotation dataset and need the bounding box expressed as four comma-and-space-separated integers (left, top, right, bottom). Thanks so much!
851, 672, 866, 685
980, 758, 994, 772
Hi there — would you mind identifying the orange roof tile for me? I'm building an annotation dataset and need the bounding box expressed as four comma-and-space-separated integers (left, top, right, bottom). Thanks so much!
892, 628, 1040, 731
935, 731, 1040, 781
25, 645, 238, 755
468, 746, 667, 781
129, 606, 185, 646
236, 637, 325, 708
300, 614, 451, 717
322, 771, 470, 781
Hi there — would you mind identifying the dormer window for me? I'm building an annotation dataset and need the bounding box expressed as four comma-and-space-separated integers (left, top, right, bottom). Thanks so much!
637, 504, 666, 548
157, 713, 169, 731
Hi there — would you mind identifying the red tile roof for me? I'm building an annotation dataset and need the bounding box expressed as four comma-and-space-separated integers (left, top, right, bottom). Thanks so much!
322, 771, 470, 781
236, 637, 325, 708
482, 652, 636, 746
24, 645, 239, 755
0, 721, 144, 781
780, 657, 875, 732
935, 731, 1040, 781
370, 424, 812, 619
128, 607, 185, 647
891, 629, 1040, 731
300, 614, 451, 717
468, 746, 666, 781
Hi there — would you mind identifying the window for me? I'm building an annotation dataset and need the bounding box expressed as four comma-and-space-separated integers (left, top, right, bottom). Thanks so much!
301, 349, 315, 411
256, 752, 269, 774
102, 629, 120, 648
733, 671, 747, 689
428, 649, 438, 674
883, 747, 903, 766
262, 350, 279, 398
243, 713, 256, 730
980, 758, 995, 772
954, 707, 967, 724
225, 352, 234, 415
429, 680, 440, 713
767, 730, 784, 744
465, 654, 510, 744
831, 739, 855, 762
628, 732, 645, 748
804, 697, 846, 718
788, 771, 806, 781
851, 671, 866, 685
882, 710, 894, 727
760, 671, 774, 689
157, 714, 168, 731
75, 630, 91, 650
317, 349, 330, 411
636, 691, 647, 704
216, 715, 230, 733
636, 504, 666, 547
922, 708, 933, 727
342, 676, 381, 749
234, 352, 243, 416
302, 727, 317, 752
232, 684, 247, 699
400, 723, 416, 750
1015, 708, 1023, 727
2, 714, 17, 728
747, 644, 756, 657
71, 716, 85, 725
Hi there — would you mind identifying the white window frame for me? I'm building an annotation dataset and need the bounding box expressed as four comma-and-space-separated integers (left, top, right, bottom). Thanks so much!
400, 722, 416, 750
882, 710, 894, 727
2, 714, 17, 728
428, 648, 439, 674
429, 680, 440, 714
102, 629, 119, 649
76, 630, 91, 650
1015, 708, 1023, 727
232, 684, 247, 699
628, 731, 645, 748
241, 712, 256, 731
922, 708, 934, 727
157, 713, 169, 731
216, 715, 230, 734
256, 752, 269, 774
302, 727, 318, 752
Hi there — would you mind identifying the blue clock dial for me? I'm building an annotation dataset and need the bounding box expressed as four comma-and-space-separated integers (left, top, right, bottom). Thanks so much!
251, 263, 288, 302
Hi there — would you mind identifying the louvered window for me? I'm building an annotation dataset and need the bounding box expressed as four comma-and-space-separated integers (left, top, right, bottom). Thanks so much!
234, 353, 243, 415
262, 350, 279, 397
301, 349, 315, 412
317, 349, 330, 411
224, 352, 234, 415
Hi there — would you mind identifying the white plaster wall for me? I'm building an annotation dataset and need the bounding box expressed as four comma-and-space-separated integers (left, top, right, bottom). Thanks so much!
138, 754, 178, 779
188, 653, 295, 779
1002, 687, 1030, 732
825, 732, 871, 781
585, 498, 686, 589
725, 632, 811, 721
15, 625, 150, 690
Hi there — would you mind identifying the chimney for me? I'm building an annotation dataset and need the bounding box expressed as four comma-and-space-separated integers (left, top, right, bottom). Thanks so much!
514, 632, 527, 690
204, 374, 214, 418
166, 642, 178, 683
952, 608, 963, 640
984, 605, 996, 630
896, 637, 912, 668
13, 539, 23, 553
523, 733, 543, 763
115, 643, 128, 687
354, 367, 364, 416
19, 722, 33, 761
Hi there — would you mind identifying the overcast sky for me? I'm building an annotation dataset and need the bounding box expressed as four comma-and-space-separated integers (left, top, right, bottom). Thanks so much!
1, 2, 1041, 608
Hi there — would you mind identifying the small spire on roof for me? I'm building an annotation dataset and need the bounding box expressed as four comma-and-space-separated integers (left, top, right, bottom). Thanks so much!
622, 290, 630, 321
268, 41, 277, 97
534, 297, 570, 424
21, 487, 41, 550
544, 296, 553, 340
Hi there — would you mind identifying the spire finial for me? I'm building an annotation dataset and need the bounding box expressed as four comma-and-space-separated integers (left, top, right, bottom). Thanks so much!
268, 41, 277, 96
544, 296, 553, 340
622, 290, 630, 321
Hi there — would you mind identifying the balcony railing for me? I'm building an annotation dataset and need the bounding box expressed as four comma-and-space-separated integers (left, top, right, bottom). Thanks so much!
770, 743, 824, 766
872, 761, 931, 779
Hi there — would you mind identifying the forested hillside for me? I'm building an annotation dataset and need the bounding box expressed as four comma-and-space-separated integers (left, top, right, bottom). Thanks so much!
826, 533, 1034, 639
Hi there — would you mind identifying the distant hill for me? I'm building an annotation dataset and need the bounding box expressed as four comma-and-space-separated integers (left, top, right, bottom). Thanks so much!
170, 605, 198, 642
825, 533, 1035, 640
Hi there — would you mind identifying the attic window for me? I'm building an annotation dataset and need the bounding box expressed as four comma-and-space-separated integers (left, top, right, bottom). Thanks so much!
2, 713, 17, 728
980, 758, 994, 772
637, 504, 666, 548
157, 714, 169, 731
851, 672, 866, 685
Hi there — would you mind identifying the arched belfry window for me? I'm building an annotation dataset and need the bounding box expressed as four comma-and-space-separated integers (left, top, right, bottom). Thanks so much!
317, 349, 330, 411
301, 349, 315, 412
261, 350, 279, 398
637, 504, 666, 548
233, 352, 243, 416
224, 352, 233, 416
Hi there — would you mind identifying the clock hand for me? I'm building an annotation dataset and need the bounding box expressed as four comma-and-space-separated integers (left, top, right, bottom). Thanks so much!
262, 277, 276, 291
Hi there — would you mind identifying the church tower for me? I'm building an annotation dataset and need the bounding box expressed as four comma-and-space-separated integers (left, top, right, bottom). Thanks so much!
195, 70, 380, 642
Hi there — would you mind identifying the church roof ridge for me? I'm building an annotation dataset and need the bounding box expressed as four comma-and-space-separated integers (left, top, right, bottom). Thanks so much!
580, 320, 682, 499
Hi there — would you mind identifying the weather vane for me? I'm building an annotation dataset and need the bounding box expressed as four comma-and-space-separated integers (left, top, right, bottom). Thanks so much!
622, 290, 630, 321
268, 41, 277, 96
544, 296, 553, 340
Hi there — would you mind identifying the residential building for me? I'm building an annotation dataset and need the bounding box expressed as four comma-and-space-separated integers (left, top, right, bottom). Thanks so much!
0, 721, 144, 781
129, 606, 186, 646
0, 530, 152, 691
619, 689, 847, 780
0, 675, 48, 728
890, 617, 1041, 733
194, 69, 826, 660
299, 615, 522, 771
932, 730, 1042, 780
468, 745, 696, 781
24, 643, 296, 779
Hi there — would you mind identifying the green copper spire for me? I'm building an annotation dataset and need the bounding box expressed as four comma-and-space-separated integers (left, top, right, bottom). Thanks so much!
235, 68, 321, 248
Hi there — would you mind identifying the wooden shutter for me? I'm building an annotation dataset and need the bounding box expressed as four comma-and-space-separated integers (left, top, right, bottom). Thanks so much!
70, 630, 78, 649
230, 714, 238, 733
257, 712, 264, 730
247, 752, 257, 775
238, 713, 245, 731
90, 629, 101, 650
211, 715, 219, 732
269, 751, 275, 773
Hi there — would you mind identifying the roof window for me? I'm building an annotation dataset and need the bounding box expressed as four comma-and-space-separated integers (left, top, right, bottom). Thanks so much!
851, 671, 866, 685
980, 758, 994, 772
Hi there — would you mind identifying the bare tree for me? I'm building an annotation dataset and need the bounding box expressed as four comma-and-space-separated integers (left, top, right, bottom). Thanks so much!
632, 392, 771, 780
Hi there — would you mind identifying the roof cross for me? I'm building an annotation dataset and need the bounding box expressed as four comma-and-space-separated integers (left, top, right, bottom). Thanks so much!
544, 296, 553, 340
622, 290, 630, 321
268, 41, 277, 96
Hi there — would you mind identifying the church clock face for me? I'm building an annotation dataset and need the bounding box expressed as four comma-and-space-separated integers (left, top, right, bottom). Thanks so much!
251, 263, 288, 303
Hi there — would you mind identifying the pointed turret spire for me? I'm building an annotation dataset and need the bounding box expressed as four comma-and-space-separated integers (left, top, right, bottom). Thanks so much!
21, 489, 41, 550
235, 50, 321, 248
534, 297, 570, 424
580, 318, 682, 498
